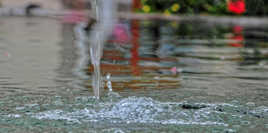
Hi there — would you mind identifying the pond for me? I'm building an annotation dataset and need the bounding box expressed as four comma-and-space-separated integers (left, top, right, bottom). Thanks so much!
0, 17, 268, 132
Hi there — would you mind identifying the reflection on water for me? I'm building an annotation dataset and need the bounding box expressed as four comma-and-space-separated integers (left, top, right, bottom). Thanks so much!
0, 17, 62, 96
0, 17, 268, 132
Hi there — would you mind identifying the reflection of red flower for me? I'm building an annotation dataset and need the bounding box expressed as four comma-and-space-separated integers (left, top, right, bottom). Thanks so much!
233, 25, 243, 34
227, 0, 246, 14
229, 25, 244, 47
230, 35, 244, 47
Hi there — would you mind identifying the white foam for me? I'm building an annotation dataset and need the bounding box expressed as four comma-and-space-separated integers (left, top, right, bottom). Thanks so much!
30, 97, 228, 126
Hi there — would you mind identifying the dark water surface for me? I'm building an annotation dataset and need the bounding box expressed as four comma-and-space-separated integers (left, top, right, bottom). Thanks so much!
0, 17, 268, 132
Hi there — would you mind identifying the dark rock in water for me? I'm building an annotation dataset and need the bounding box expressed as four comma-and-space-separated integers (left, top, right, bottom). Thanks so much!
25, 3, 41, 16
181, 103, 208, 110
215, 107, 224, 112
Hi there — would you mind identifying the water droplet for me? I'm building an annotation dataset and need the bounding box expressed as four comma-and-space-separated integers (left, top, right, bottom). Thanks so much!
106, 73, 113, 92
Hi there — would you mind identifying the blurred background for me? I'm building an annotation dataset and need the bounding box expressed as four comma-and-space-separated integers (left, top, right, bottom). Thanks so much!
1, 0, 268, 16
138, 0, 268, 16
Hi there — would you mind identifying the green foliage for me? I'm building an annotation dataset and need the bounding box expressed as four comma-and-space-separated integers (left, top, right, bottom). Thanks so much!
245, 0, 268, 15
140, 0, 268, 16
141, 0, 227, 15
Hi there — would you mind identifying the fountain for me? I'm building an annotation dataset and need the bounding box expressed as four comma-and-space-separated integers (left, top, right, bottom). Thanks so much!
89, 0, 118, 99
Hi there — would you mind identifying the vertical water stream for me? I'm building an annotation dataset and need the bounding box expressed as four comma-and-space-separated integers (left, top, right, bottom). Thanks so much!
89, 0, 117, 99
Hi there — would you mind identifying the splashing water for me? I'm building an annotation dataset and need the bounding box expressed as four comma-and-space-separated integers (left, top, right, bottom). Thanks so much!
2, 94, 268, 132
16, 96, 267, 128
89, 0, 118, 99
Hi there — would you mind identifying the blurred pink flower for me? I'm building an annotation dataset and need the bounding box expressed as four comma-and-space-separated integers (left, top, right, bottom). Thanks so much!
170, 67, 177, 74
111, 24, 130, 44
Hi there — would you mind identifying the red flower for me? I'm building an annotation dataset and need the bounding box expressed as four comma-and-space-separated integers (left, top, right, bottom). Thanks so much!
227, 0, 246, 14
